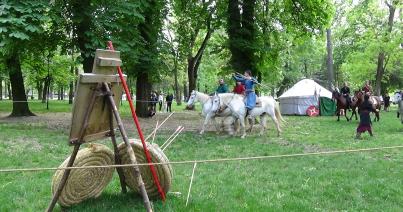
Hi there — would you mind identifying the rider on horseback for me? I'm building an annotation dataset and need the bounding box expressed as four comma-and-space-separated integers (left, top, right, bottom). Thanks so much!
362, 80, 372, 95
340, 82, 351, 110
233, 70, 257, 115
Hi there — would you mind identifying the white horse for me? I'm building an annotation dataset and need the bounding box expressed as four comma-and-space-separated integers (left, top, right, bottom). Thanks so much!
211, 93, 284, 136
187, 90, 247, 138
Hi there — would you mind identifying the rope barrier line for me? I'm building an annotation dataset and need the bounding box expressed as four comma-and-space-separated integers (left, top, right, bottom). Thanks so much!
0, 145, 402, 173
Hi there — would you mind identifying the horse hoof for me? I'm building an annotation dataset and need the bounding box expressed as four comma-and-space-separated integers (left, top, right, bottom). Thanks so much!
199, 131, 204, 135
241, 135, 246, 139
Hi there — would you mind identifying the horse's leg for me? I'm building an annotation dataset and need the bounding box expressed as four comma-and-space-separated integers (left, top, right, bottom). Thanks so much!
259, 115, 267, 136
200, 113, 213, 134
268, 110, 281, 137
247, 116, 254, 133
239, 116, 246, 139
337, 110, 340, 121
344, 108, 350, 121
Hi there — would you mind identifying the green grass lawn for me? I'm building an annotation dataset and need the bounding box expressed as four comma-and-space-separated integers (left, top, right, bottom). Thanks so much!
0, 101, 402, 211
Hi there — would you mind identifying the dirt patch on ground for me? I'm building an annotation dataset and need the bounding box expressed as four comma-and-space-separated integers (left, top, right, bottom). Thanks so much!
0, 111, 216, 135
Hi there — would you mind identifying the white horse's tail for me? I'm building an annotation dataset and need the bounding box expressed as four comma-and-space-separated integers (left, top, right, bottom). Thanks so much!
275, 103, 285, 124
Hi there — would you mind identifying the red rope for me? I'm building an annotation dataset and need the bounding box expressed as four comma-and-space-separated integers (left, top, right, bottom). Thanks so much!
107, 41, 166, 201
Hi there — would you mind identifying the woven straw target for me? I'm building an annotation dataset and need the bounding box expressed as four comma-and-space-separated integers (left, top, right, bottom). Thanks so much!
117, 139, 173, 198
52, 144, 114, 207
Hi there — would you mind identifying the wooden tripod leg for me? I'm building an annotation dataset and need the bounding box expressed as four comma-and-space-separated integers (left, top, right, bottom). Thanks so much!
103, 82, 152, 212
47, 84, 99, 212
46, 144, 80, 212
109, 109, 127, 193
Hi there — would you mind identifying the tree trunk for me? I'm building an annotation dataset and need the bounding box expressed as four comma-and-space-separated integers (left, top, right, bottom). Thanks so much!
135, 72, 152, 118
326, 29, 335, 90
36, 80, 43, 100
227, 0, 243, 71
6, 53, 34, 116
374, 52, 385, 96
187, 26, 212, 96
0, 77, 2, 100
173, 60, 181, 105
374, 1, 396, 96
71, 0, 94, 73
7, 80, 11, 99
42, 78, 49, 103
183, 81, 188, 102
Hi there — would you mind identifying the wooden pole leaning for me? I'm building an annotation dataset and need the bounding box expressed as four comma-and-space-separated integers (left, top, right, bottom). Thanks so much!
108, 105, 127, 194
103, 82, 152, 212
46, 84, 100, 212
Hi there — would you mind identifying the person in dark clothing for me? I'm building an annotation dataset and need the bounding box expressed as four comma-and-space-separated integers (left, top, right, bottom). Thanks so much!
383, 94, 390, 111
166, 93, 174, 113
356, 94, 377, 139
216, 79, 228, 93
340, 82, 351, 109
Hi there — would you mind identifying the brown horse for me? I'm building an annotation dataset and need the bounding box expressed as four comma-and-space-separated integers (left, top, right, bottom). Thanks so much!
354, 91, 381, 122
332, 90, 358, 121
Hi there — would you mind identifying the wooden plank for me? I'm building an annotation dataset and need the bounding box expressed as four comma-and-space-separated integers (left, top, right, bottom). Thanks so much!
69, 82, 124, 144
79, 73, 127, 83
97, 57, 122, 67
91, 49, 121, 74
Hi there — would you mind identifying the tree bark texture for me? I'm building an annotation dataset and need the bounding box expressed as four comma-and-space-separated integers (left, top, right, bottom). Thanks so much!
136, 72, 152, 118
71, 0, 94, 73
6, 53, 34, 116
227, 0, 257, 74
0, 77, 2, 100
326, 29, 335, 90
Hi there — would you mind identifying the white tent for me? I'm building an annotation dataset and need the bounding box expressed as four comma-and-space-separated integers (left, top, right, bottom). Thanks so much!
278, 79, 332, 115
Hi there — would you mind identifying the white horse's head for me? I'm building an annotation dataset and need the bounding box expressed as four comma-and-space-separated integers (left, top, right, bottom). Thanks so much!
210, 93, 221, 113
187, 90, 198, 107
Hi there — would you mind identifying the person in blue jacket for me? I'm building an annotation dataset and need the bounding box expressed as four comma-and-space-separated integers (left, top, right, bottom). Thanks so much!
233, 70, 257, 113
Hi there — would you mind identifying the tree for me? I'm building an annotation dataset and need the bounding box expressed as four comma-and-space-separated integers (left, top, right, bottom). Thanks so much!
172, 0, 222, 96
0, 1, 51, 116
374, 0, 398, 96
134, 0, 165, 117
227, 0, 333, 87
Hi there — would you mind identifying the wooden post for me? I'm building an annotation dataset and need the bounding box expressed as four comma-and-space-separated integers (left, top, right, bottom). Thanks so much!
108, 105, 127, 194
103, 82, 152, 212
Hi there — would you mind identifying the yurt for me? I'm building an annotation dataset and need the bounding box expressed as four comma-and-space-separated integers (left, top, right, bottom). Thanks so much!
278, 79, 334, 115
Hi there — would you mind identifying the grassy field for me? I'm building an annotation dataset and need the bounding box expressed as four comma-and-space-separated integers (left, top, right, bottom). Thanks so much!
0, 100, 402, 211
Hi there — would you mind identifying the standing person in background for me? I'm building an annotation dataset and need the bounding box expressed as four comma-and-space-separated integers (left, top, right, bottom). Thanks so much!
158, 93, 163, 112
166, 93, 173, 113
216, 79, 228, 93
383, 94, 390, 111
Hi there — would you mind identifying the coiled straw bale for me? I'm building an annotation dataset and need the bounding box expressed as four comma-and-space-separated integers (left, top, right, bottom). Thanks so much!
118, 139, 173, 198
52, 143, 114, 207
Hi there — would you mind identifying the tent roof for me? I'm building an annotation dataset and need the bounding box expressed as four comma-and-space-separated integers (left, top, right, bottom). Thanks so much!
279, 79, 332, 99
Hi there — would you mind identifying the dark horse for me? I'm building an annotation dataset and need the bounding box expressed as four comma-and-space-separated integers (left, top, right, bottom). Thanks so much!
354, 91, 381, 122
332, 90, 358, 121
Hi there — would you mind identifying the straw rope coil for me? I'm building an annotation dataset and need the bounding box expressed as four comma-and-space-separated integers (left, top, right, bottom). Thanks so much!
51, 143, 115, 207
118, 139, 173, 198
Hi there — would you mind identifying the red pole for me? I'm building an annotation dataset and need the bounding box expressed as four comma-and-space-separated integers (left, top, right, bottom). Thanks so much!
107, 41, 166, 201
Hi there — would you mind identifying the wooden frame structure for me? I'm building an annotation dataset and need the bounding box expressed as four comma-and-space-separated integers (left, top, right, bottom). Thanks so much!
46, 50, 152, 212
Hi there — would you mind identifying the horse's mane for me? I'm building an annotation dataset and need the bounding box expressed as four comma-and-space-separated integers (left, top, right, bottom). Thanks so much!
218, 93, 244, 103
